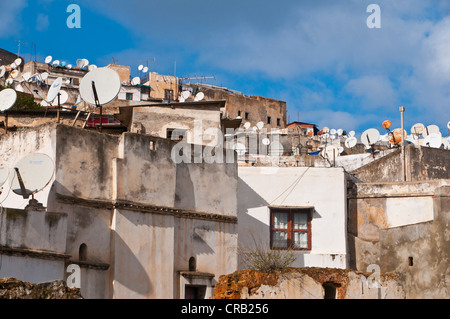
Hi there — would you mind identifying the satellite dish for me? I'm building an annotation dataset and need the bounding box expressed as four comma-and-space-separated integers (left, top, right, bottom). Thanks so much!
388, 128, 407, 145
423, 124, 440, 138
52, 60, 60, 67
66, 64, 73, 69
0, 166, 10, 187
361, 128, 380, 146
322, 146, 339, 159
411, 123, 425, 135
345, 136, 357, 148
330, 128, 337, 135
252, 126, 258, 131
15, 84, 24, 92
40, 72, 49, 81
79, 67, 121, 106
14, 58, 22, 67
194, 92, 204, 101
51, 90, 68, 106
47, 77, 63, 103
181, 91, 191, 99
76, 59, 85, 68
10, 70, 19, 78
423, 133, 442, 148
256, 121, 264, 130
179, 97, 185, 103
5, 78, 13, 85
10, 62, 17, 70
142, 67, 149, 73
11, 153, 54, 199
262, 138, 271, 146
243, 122, 251, 130
60, 61, 67, 67
131, 77, 141, 85
233, 143, 246, 156
447, 121, 450, 130
22, 72, 31, 82
337, 129, 343, 136
88, 64, 98, 71
83, 59, 89, 67
138, 65, 144, 71
322, 127, 330, 134
338, 146, 344, 154
0, 88, 17, 111
0, 66, 5, 78
40, 100, 50, 107
45, 56, 52, 64
382, 120, 392, 130
348, 130, 356, 137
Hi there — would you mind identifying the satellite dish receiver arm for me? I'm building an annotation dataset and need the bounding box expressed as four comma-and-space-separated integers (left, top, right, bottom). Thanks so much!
91, 80, 103, 132
14, 167, 30, 199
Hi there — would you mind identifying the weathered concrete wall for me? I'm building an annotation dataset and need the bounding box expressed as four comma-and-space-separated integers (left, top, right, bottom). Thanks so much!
351, 145, 450, 182
238, 167, 348, 269
378, 185, 450, 298
214, 268, 405, 299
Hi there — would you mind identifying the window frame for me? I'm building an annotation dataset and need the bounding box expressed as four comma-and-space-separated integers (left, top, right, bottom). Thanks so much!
269, 207, 312, 251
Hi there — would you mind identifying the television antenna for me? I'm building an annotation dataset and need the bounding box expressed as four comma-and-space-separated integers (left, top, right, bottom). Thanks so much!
14, 40, 28, 57
79, 67, 121, 132
11, 153, 54, 205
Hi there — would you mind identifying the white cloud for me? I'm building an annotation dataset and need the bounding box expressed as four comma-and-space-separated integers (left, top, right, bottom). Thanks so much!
36, 13, 49, 32
0, 0, 27, 38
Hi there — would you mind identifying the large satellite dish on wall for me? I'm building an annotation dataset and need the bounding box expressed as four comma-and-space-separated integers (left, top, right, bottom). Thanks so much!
0, 88, 17, 111
11, 153, 54, 199
47, 77, 63, 103
423, 133, 442, 148
51, 90, 68, 106
79, 67, 121, 106
361, 128, 380, 147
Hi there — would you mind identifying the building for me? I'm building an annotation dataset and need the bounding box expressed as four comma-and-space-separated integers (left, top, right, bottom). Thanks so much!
237, 166, 349, 270
0, 122, 238, 299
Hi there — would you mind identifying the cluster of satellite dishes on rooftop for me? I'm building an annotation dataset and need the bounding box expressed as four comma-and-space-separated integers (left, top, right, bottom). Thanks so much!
178, 90, 205, 103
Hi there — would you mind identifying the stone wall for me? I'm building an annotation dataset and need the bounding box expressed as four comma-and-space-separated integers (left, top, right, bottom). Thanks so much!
0, 277, 82, 299
214, 268, 405, 299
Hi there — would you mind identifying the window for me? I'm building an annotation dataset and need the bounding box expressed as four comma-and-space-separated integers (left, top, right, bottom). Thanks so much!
270, 208, 312, 250
277, 118, 281, 126
126, 93, 133, 100
167, 128, 187, 141
245, 112, 249, 120
238, 110, 241, 117
267, 116, 271, 124
79, 243, 87, 261
165, 89, 174, 101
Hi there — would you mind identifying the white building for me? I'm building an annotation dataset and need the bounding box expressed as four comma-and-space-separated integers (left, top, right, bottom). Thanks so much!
237, 166, 348, 269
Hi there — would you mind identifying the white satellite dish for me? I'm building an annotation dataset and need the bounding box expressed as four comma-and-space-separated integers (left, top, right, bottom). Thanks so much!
88, 64, 98, 71
14, 58, 22, 67
361, 128, 380, 146
348, 130, 356, 137
423, 124, 440, 138
10, 62, 17, 70
67, 64, 73, 69
345, 136, 357, 148
40, 100, 50, 107
5, 78, 13, 85
256, 121, 264, 130
338, 146, 344, 154
83, 59, 89, 67
47, 77, 63, 103
45, 56, 52, 64
142, 66, 149, 73
52, 60, 60, 67
52, 90, 68, 106
40, 72, 49, 81
179, 97, 185, 103
79, 67, 121, 106
181, 91, 191, 99
131, 77, 141, 85
22, 72, 32, 82
262, 138, 271, 146
0, 88, 17, 111
11, 153, 54, 199
138, 65, 144, 71
76, 59, 85, 68
233, 143, 246, 156
337, 129, 343, 136
322, 127, 330, 134
0, 66, 5, 78
194, 92, 205, 101
447, 121, 450, 130
243, 122, 251, 130
0, 166, 10, 187
411, 123, 425, 135
15, 84, 24, 92
330, 129, 337, 135
423, 133, 442, 148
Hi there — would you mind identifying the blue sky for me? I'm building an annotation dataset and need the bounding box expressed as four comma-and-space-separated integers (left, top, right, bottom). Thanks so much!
1, 0, 449, 136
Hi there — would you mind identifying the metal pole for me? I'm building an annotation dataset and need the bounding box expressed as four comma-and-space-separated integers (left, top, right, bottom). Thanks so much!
400, 106, 406, 181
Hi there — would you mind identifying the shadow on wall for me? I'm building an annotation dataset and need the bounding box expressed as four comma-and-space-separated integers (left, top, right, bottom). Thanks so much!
113, 231, 153, 297
175, 162, 196, 211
